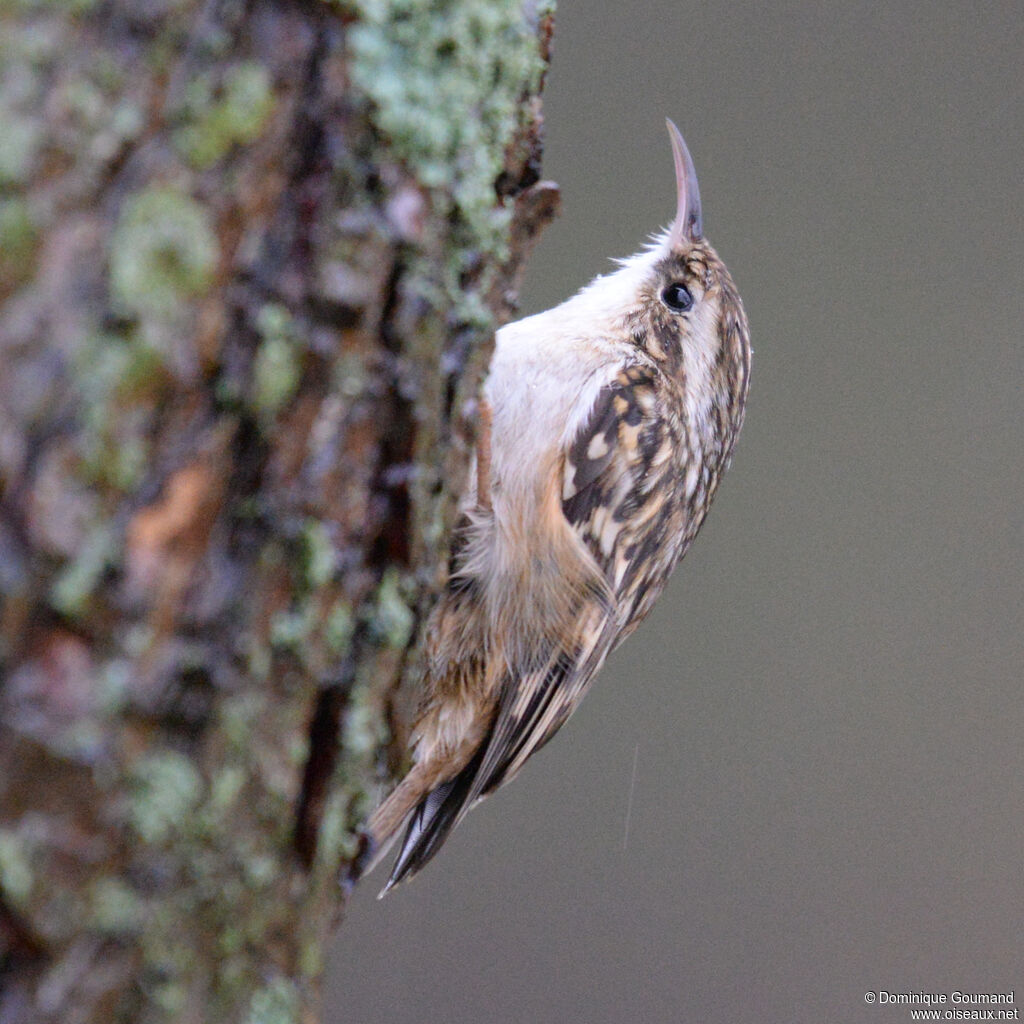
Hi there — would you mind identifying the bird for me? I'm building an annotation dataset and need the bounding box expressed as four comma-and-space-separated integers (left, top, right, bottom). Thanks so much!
357, 120, 751, 895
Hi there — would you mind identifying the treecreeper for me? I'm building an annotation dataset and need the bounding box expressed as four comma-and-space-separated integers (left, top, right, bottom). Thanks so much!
357, 121, 752, 894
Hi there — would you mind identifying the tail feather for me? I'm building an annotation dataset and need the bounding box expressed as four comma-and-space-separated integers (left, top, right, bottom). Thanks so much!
379, 746, 486, 895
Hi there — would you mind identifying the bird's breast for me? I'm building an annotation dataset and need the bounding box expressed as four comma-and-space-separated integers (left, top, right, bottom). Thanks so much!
485, 314, 626, 509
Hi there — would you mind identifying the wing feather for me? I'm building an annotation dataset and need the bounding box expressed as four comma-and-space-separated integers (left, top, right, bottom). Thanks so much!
564, 365, 684, 620
466, 364, 682, 801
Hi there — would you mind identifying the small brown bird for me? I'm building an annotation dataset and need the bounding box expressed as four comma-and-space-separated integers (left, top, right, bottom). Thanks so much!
360, 121, 751, 894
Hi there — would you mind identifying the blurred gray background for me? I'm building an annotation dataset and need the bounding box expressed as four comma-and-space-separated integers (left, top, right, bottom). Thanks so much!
328, 2, 1023, 1020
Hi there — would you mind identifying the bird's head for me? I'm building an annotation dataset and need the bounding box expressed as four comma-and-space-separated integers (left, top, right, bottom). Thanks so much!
565, 121, 751, 439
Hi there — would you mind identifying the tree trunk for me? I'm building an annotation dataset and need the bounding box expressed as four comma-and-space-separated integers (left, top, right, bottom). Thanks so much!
0, 1, 557, 1020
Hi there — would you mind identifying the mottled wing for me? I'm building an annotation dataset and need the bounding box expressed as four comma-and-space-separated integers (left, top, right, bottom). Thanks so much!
562, 364, 684, 631
467, 364, 683, 800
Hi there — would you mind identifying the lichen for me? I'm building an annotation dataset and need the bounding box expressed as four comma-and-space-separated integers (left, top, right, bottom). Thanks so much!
344, 0, 548, 314
209, 765, 246, 813
251, 304, 301, 419
174, 62, 276, 169
245, 979, 300, 1024
0, 828, 34, 908
324, 598, 355, 656
269, 604, 317, 653
298, 936, 324, 980
340, 684, 387, 761
0, 106, 42, 185
89, 876, 143, 935
0, 197, 39, 287
49, 523, 117, 618
128, 750, 204, 844
301, 519, 337, 589
72, 331, 162, 492
311, 791, 348, 869
220, 693, 265, 753
370, 568, 414, 648
110, 186, 219, 321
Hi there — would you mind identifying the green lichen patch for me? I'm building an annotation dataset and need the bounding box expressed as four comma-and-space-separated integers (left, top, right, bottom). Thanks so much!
0, 827, 34, 908
309, 790, 349, 870
89, 876, 143, 935
51, 70, 144, 167
174, 62, 276, 170
345, 0, 548, 311
370, 568, 414, 648
110, 186, 219, 321
128, 750, 204, 844
220, 693, 266, 753
0, 106, 42, 185
340, 687, 386, 761
269, 603, 318, 653
245, 978, 300, 1024
0, 197, 39, 288
72, 331, 163, 492
49, 523, 117, 618
301, 519, 337, 589
251, 303, 302, 419
209, 765, 247, 814
324, 598, 355, 656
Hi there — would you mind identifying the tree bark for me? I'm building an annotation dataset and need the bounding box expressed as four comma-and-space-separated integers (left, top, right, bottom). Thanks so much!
0, 1, 557, 1020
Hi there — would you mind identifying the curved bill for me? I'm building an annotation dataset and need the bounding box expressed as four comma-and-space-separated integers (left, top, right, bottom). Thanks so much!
666, 118, 703, 245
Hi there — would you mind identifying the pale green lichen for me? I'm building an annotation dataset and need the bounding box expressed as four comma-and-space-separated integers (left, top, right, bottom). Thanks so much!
0, 828, 34, 907
97, 657, 132, 716
0, 197, 39, 286
219, 925, 245, 955
175, 62, 276, 169
341, 685, 387, 760
0, 107, 42, 184
151, 978, 189, 1017
334, 350, 370, 398
49, 523, 117, 617
110, 186, 219, 320
269, 604, 317, 652
346, 0, 538, 215
298, 936, 324, 980
89, 876, 143, 935
245, 634, 272, 682
71, 331, 161, 491
370, 568, 414, 648
311, 791, 348, 869
286, 732, 308, 770
245, 978, 300, 1024
301, 519, 337, 589
324, 598, 355, 655
345, 0, 548, 312
92, 98, 145, 165
128, 750, 204, 844
251, 304, 301, 418
241, 853, 278, 888
220, 693, 265, 752
209, 765, 247, 813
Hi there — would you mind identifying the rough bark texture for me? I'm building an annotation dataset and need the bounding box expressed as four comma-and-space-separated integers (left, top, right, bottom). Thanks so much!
0, 1, 558, 1020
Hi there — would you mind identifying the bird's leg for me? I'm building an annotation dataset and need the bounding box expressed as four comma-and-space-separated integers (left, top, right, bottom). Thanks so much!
476, 396, 493, 512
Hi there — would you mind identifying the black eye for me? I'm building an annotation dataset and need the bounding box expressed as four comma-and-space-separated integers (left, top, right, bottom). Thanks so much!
661, 282, 693, 312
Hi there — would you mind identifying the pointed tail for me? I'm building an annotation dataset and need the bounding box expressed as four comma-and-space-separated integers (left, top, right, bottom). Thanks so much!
352, 745, 486, 896
379, 745, 486, 894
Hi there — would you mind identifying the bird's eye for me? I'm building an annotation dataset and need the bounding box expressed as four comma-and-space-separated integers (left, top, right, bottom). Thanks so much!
661, 282, 693, 313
